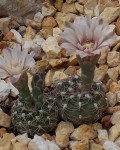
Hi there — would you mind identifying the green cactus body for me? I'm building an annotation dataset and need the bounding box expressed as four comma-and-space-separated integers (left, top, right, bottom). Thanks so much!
54, 75, 108, 125
11, 72, 58, 136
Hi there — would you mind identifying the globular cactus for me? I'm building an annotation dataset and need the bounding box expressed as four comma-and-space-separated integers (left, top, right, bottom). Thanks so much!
11, 71, 59, 136
54, 74, 108, 125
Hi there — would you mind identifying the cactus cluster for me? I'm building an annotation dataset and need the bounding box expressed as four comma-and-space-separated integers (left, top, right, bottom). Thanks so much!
11, 72, 59, 136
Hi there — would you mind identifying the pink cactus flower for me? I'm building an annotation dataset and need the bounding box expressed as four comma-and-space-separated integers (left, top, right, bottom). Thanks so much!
0, 44, 35, 82
59, 15, 117, 62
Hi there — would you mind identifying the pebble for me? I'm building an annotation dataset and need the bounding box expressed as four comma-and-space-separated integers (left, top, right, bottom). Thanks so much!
0, 109, 11, 127
52, 71, 68, 83
75, 2, 84, 14
99, 7, 120, 24
55, 12, 77, 30
45, 70, 54, 86
106, 92, 117, 107
103, 140, 120, 150
42, 2, 56, 17
98, 129, 109, 145
109, 124, 120, 141
111, 111, 120, 125
70, 124, 97, 140
61, 2, 78, 14
42, 16, 57, 28
41, 36, 61, 58
107, 51, 120, 67
0, 17, 10, 34
107, 67, 119, 81
55, 0, 63, 11
55, 121, 74, 148
34, 12, 44, 23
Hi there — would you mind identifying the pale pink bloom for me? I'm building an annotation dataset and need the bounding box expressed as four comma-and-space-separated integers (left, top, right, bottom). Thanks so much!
59, 16, 117, 61
0, 44, 35, 82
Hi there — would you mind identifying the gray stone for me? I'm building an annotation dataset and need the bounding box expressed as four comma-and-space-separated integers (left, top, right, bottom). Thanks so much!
0, 0, 55, 23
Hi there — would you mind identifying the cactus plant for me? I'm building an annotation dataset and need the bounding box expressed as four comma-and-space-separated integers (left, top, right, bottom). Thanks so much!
11, 71, 59, 136
54, 15, 117, 125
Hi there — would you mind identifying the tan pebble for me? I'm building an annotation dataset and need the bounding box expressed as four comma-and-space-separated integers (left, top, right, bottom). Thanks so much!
109, 82, 120, 92
107, 51, 120, 67
40, 27, 53, 39
103, 140, 120, 150
68, 55, 78, 66
24, 19, 41, 30
111, 111, 120, 125
56, 121, 74, 148
55, 0, 63, 11
99, 7, 120, 24
116, 92, 120, 103
66, 0, 76, 4
42, 17, 57, 28
98, 129, 109, 144
69, 138, 89, 150
94, 65, 108, 82
0, 109, 11, 127
45, 70, 54, 86
53, 71, 68, 83
92, 123, 102, 131
70, 124, 97, 140
106, 92, 117, 107
35, 59, 49, 72
75, 3, 84, 14
62, 2, 78, 14
0, 128, 7, 137
49, 58, 68, 68
113, 43, 120, 51
64, 66, 77, 76
98, 49, 108, 65
42, 2, 56, 17
115, 18, 120, 36
13, 142, 28, 150
109, 124, 120, 141
23, 26, 36, 39
55, 12, 77, 30
42, 133, 54, 141
107, 67, 119, 81
90, 142, 104, 150
107, 106, 120, 114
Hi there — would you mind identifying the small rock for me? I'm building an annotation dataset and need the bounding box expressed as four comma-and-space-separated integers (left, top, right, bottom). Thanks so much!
113, 43, 120, 51
111, 111, 120, 125
13, 142, 28, 150
9, 83, 19, 97
52, 71, 68, 83
99, 7, 120, 24
0, 109, 11, 127
115, 136, 120, 147
33, 33, 45, 46
53, 27, 62, 40
23, 26, 36, 39
116, 18, 120, 36
103, 140, 120, 150
11, 133, 31, 146
98, 49, 108, 65
4, 29, 22, 43
68, 55, 78, 66
42, 2, 56, 17
109, 82, 120, 92
78, 0, 87, 5
24, 19, 41, 30
109, 124, 120, 141
56, 121, 74, 148
34, 12, 44, 23
61, 3, 78, 14
98, 129, 109, 144
35, 59, 49, 72
75, 3, 84, 14
92, 123, 102, 131
107, 51, 120, 67
70, 124, 97, 140
0, 80, 11, 102
107, 67, 119, 81
69, 138, 89, 150
94, 65, 108, 82
42, 17, 57, 28
55, 0, 63, 11
66, 0, 76, 4
1, 133, 15, 150
49, 58, 68, 68
117, 92, 120, 103
41, 36, 61, 58
0, 128, 7, 137
0, 17, 10, 34
45, 70, 54, 86
64, 66, 77, 76
107, 106, 120, 114
40, 27, 53, 39
90, 142, 104, 150
55, 12, 77, 30
106, 92, 117, 107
